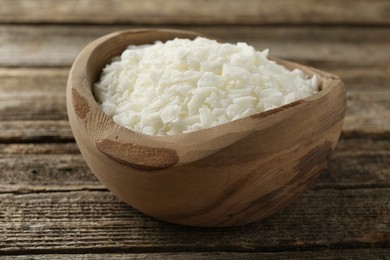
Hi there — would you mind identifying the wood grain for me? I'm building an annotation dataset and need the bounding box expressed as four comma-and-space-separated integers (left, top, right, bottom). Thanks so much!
0, 120, 73, 143
2, 66, 388, 93
344, 91, 390, 138
1, 67, 389, 141
0, 0, 388, 256
1, 26, 389, 67
2, 250, 390, 259
0, 0, 389, 25
0, 189, 388, 252
1, 138, 389, 193
1, 138, 388, 195
66, 29, 346, 226
0, 149, 102, 193
0, 68, 69, 120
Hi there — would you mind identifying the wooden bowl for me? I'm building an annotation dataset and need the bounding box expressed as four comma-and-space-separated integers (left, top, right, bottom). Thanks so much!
66, 29, 346, 227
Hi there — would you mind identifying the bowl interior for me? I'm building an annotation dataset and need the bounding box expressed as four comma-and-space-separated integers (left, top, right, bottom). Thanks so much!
86, 29, 201, 96
69, 28, 344, 169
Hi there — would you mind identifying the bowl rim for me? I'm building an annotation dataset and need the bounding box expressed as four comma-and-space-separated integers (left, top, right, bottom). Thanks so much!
67, 28, 345, 169
69, 28, 340, 135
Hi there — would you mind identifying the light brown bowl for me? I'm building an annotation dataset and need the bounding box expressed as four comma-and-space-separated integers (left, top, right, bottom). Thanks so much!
66, 28, 346, 227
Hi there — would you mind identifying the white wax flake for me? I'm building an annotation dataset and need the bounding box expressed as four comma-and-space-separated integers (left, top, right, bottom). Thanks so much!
94, 37, 318, 135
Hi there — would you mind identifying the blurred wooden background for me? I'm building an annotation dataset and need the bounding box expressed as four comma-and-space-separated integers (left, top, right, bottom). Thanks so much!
0, 0, 389, 259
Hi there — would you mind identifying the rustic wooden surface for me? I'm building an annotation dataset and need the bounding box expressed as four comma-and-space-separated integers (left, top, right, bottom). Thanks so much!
0, 0, 389, 258
1, 0, 389, 25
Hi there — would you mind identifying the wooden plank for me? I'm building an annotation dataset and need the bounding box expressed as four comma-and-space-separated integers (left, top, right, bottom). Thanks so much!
0, 138, 389, 193
0, 143, 79, 155
0, 68, 69, 121
2, 250, 390, 259
1, 65, 389, 140
0, 104, 390, 143
2, 66, 388, 93
0, 95, 67, 121
0, 151, 103, 193
343, 91, 390, 138
340, 66, 390, 138
2, 66, 389, 90
0, 120, 74, 143
0, 0, 389, 25
0, 189, 388, 252
0, 26, 389, 67
331, 67, 390, 92
318, 138, 390, 189
0, 93, 390, 138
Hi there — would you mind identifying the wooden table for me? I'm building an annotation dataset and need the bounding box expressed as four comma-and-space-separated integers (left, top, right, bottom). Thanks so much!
1, 1, 389, 259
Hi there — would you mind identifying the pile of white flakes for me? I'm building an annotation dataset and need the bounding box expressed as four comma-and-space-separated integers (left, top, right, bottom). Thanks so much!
94, 37, 318, 135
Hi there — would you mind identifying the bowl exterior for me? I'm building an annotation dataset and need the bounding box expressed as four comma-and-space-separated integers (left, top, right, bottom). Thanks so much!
67, 29, 346, 227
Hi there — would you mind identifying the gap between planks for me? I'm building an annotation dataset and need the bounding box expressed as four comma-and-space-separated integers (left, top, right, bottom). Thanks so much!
0, 250, 390, 259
